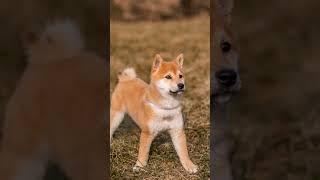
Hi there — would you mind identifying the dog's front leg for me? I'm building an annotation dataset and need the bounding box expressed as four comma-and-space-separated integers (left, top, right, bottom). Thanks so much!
169, 128, 198, 173
133, 131, 155, 171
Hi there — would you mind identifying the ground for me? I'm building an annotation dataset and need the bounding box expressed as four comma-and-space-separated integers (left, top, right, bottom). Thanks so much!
110, 15, 210, 179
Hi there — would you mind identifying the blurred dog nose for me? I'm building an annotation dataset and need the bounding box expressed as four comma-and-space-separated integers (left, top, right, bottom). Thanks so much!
215, 69, 237, 87
177, 83, 185, 90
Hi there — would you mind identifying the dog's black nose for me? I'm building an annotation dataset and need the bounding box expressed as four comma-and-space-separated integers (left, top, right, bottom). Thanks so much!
178, 83, 185, 90
215, 69, 237, 87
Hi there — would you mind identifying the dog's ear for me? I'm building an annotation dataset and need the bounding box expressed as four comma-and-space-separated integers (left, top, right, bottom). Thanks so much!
175, 53, 184, 69
216, 0, 234, 23
152, 54, 163, 71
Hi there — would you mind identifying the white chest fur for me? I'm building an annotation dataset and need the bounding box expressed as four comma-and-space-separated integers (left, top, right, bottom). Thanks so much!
147, 103, 184, 134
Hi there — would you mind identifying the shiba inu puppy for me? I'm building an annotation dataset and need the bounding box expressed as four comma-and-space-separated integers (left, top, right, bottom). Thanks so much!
110, 54, 198, 173
0, 20, 106, 180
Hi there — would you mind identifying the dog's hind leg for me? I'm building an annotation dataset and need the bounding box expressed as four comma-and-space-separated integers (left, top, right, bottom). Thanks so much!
110, 88, 126, 141
110, 109, 125, 141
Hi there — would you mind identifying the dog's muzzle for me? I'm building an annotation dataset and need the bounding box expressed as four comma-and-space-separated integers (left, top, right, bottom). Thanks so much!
215, 69, 238, 88
213, 69, 241, 103
169, 83, 185, 95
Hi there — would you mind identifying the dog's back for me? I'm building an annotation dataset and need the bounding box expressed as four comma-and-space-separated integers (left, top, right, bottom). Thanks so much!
111, 68, 151, 128
0, 20, 106, 180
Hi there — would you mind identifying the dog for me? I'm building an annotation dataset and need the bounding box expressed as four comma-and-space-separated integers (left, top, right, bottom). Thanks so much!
212, 0, 241, 103
0, 19, 106, 180
211, 0, 241, 180
110, 54, 198, 173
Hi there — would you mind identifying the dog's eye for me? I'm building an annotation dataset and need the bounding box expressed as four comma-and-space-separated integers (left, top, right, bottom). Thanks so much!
179, 74, 183, 78
165, 75, 172, 79
221, 41, 232, 53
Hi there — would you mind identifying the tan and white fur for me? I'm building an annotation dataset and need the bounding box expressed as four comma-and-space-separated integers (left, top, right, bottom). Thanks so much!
110, 54, 198, 173
0, 20, 106, 180
211, 0, 240, 180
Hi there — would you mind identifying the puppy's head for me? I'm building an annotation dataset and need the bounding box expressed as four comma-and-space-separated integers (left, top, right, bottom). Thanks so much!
212, 0, 241, 103
21, 20, 84, 64
150, 54, 185, 97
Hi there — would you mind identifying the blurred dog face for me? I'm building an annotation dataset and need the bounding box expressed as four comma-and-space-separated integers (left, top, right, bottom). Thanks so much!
151, 54, 185, 97
212, 0, 241, 103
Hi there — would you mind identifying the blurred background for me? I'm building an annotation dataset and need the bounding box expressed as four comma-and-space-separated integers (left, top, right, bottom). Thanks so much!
110, 0, 210, 179
0, 0, 105, 179
2, 0, 319, 179
110, 0, 209, 21
230, 0, 320, 179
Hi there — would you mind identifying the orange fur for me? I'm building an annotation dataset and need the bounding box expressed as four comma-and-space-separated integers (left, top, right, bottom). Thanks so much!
0, 20, 106, 180
110, 54, 198, 173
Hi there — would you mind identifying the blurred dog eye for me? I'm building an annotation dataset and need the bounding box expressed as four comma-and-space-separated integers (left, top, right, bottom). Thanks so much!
165, 75, 172, 79
179, 74, 183, 78
221, 41, 231, 53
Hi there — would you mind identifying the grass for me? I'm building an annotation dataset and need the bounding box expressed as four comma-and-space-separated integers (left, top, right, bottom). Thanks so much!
110, 15, 210, 179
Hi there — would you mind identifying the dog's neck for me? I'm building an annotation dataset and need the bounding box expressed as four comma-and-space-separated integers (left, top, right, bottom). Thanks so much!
145, 84, 181, 110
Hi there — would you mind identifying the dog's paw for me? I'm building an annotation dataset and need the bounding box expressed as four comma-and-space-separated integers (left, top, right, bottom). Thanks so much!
182, 161, 198, 174
132, 165, 141, 172
133, 162, 146, 172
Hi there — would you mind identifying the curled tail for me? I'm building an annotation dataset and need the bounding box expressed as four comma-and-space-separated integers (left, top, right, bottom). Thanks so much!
24, 19, 85, 64
118, 68, 136, 82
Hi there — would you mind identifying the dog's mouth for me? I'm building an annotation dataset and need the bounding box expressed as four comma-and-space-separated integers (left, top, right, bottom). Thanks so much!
169, 89, 184, 95
213, 89, 238, 103
213, 93, 232, 103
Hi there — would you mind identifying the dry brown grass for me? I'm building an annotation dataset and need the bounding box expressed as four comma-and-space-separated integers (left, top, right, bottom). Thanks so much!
110, 15, 210, 179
